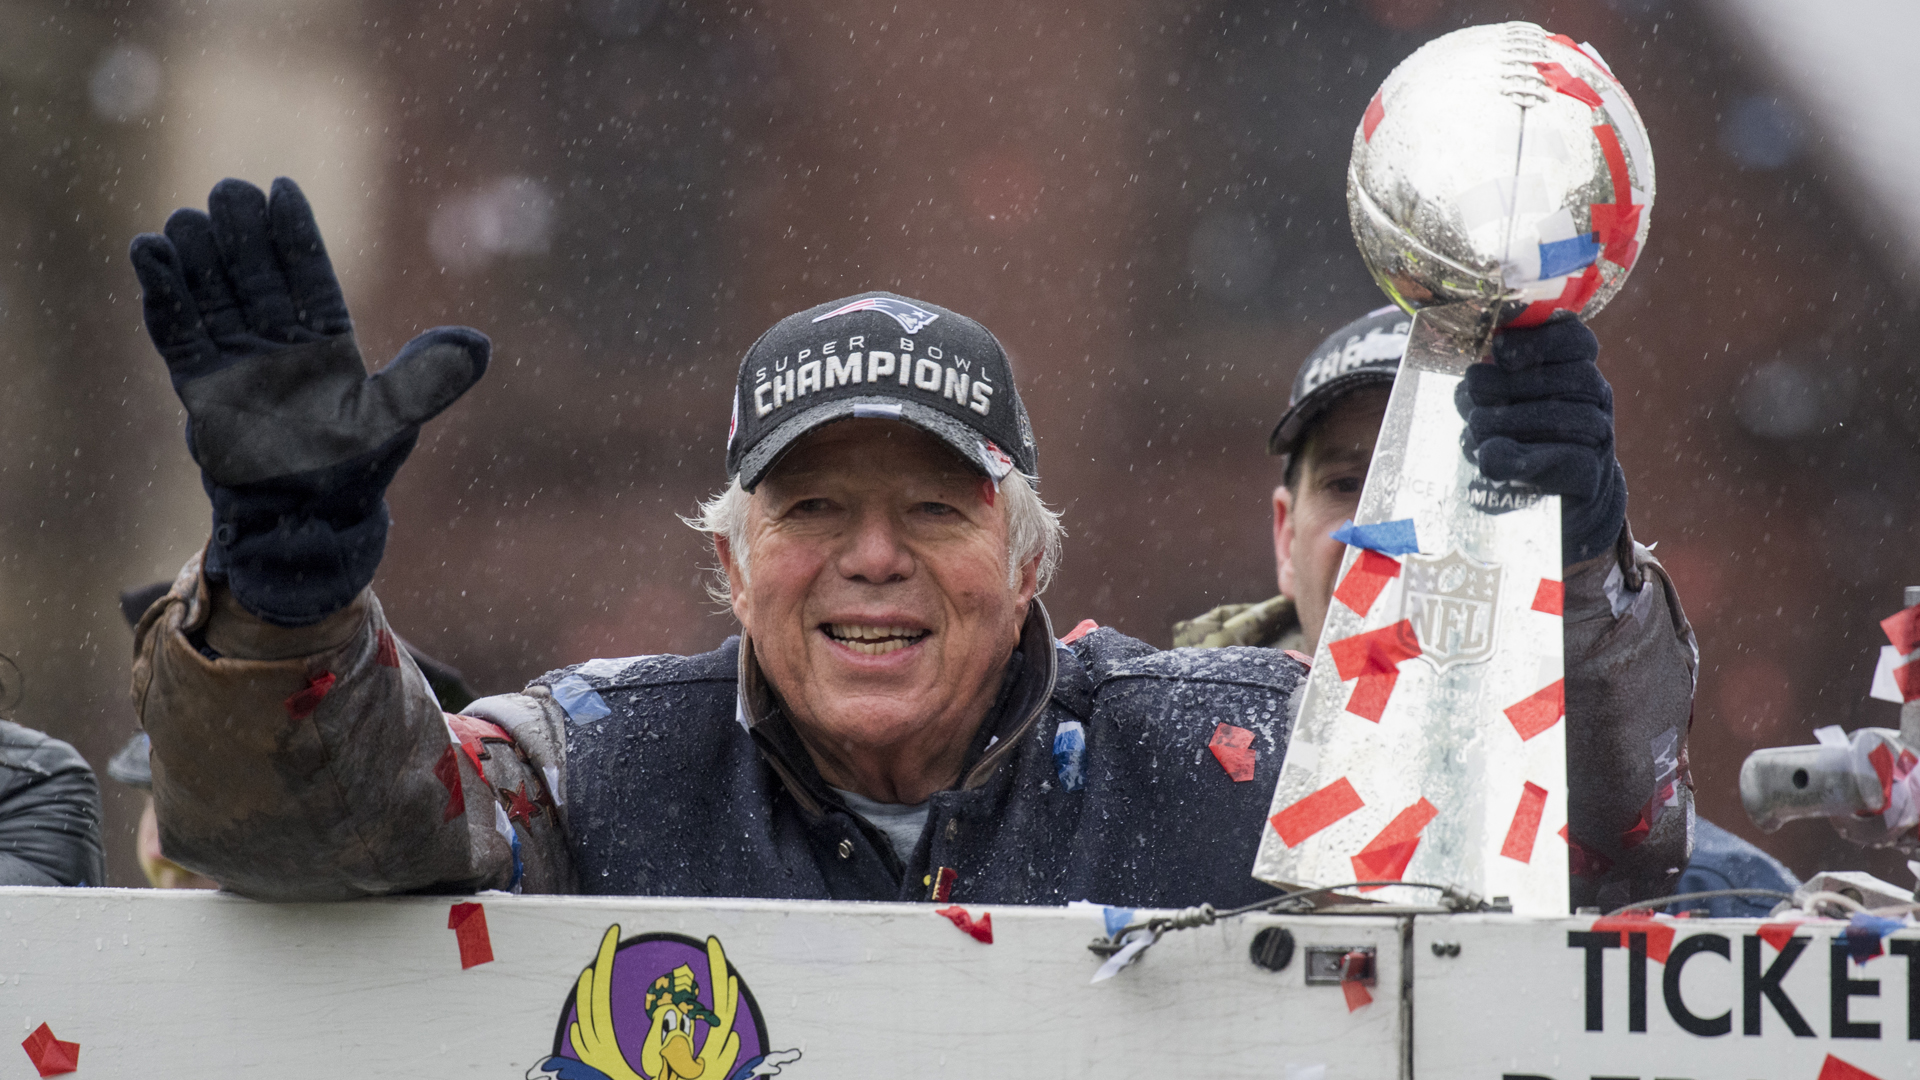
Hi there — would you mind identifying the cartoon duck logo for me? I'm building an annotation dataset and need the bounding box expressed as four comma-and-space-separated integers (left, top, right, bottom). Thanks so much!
528, 926, 802, 1080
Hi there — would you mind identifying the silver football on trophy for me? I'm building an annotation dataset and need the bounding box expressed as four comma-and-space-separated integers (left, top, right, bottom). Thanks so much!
1349, 21, 1655, 328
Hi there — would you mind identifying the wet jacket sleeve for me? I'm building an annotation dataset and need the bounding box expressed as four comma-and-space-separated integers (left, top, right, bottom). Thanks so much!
1563, 526, 1699, 909
130, 554, 573, 901
0, 722, 105, 887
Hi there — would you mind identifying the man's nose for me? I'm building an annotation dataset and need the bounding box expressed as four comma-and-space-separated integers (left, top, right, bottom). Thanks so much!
836, 507, 914, 584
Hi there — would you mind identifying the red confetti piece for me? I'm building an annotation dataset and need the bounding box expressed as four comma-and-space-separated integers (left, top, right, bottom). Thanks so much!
1345, 672, 1399, 723
506, 783, 538, 824
1592, 124, 1632, 203
374, 628, 402, 668
1882, 603, 1920, 655
929, 865, 957, 903
434, 745, 466, 823
1507, 264, 1604, 328
1591, 911, 1673, 964
1869, 742, 1896, 813
935, 905, 993, 943
20, 1024, 78, 1078
1340, 951, 1373, 1012
284, 671, 337, 722
1060, 619, 1098, 645
1561, 824, 1614, 878
1329, 619, 1421, 680
1504, 679, 1566, 741
1547, 32, 1580, 50
1588, 200, 1642, 268
1333, 550, 1402, 615
1896, 660, 1920, 704
447, 713, 510, 775
979, 478, 996, 508
1351, 797, 1437, 889
1500, 782, 1550, 863
1532, 61, 1604, 108
448, 902, 494, 968
1361, 90, 1385, 142
1208, 723, 1256, 782
1817, 1054, 1884, 1080
1620, 808, 1651, 850
1756, 923, 1800, 951
1270, 777, 1365, 847
1530, 578, 1564, 616
1329, 620, 1421, 723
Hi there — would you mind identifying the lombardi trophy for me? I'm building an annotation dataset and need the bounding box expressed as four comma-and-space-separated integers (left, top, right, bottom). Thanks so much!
1252, 22, 1656, 914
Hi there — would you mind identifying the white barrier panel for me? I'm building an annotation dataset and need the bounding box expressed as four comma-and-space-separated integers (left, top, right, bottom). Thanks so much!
0, 889, 1404, 1078
1413, 915, 1920, 1079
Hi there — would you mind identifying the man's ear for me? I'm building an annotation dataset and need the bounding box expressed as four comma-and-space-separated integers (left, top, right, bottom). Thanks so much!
1273, 484, 1297, 601
715, 535, 749, 626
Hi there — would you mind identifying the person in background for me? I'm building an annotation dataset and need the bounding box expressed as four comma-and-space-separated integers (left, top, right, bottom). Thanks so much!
0, 654, 105, 886
1175, 307, 1801, 912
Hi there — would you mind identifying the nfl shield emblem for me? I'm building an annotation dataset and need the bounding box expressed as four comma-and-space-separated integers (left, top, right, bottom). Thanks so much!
1398, 549, 1501, 671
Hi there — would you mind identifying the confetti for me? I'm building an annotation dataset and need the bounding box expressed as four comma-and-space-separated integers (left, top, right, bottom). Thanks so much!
1532, 61, 1604, 107
935, 905, 993, 944
20, 1024, 78, 1078
1208, 723, 1256, 782
1882, 603, 1920, 656
1818, 1055, 1884, 1080
434, 745, 465, 823
1531, 578, 1564, 616
448, 902, 494, 968
1270, 778, 1365, 847
1332, 550, 1402, 615
1504, 679, 1566, 741
374, 628, 402, 668
1590, 912, 1673, 964
1351, 798, 1437, 889
1755, 923, 1800, 951
1500, 782, 1550, 863
284, 671, 337, 722
1060, 619, 1099, 645
1330, 518, 1419, 556
1362, 90, 1385, 142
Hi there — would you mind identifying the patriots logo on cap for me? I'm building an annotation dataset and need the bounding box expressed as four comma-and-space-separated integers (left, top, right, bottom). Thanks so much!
812, 297, 942, 335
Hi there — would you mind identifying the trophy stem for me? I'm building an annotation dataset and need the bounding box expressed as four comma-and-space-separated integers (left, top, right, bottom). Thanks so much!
1254, 302, 1569, 915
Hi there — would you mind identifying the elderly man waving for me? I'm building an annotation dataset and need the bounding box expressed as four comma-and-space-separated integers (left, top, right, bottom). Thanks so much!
128, 179, 1674, 910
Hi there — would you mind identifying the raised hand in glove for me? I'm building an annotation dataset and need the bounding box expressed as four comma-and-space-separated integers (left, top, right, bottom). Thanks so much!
130, 178, 489, 626
1459, 317, 1626, 566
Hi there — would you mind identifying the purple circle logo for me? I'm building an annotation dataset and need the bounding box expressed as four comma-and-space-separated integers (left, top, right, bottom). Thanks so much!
528, 926, 801, 1080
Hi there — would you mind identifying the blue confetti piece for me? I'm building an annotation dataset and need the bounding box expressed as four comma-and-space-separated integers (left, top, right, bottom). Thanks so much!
1537, 232, 1603, 280
1331, 518, 1420, 556
1846, 913, 1906, 962
1053, 720, 1086, 793
1103, 906, 1137, 939
551, 673, 612, 725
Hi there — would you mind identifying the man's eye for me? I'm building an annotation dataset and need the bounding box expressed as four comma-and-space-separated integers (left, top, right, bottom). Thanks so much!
919, 502, 957, 516
790, 498, 833, 514
1326, 477, 1363, 495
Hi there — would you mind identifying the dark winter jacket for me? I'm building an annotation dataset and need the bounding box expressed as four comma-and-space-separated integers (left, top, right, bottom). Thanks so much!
0, 720, 105, 887
133, 542, 1687, 907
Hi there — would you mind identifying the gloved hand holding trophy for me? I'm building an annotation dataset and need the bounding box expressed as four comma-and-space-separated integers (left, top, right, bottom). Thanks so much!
1253, 23, 1655, 914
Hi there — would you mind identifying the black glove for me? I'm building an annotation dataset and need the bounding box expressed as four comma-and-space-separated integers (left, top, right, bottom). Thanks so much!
1459, 317, 1626, 566
130, 178, 489, 626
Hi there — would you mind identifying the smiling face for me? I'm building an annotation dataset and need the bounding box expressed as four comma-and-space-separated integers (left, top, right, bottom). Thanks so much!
1274, 387, 1390, 653
718, 419, 1037, 805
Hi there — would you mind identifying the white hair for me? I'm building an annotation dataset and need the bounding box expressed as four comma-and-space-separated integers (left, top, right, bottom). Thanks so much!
688, 471, 1064, 607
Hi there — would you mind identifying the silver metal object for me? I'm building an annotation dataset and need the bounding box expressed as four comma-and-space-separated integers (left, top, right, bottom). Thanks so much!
1254, 22, 1655, 915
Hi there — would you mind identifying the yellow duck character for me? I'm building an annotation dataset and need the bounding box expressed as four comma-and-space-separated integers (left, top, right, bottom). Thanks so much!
570, 925, 742, 1080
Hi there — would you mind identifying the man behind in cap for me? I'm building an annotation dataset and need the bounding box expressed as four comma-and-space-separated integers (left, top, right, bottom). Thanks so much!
1176, 307, 1702, 908
126, 178, 1310, 905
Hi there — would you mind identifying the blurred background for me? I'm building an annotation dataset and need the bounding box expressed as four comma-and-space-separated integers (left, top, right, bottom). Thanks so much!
1, 0, 1915, 887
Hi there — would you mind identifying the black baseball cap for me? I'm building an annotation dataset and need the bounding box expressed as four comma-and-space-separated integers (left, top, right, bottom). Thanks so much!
725, 292, 1037, 491
1267, 306, 1410, 457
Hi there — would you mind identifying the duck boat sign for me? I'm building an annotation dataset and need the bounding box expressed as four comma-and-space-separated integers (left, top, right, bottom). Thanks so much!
2, 889, 1918, 1078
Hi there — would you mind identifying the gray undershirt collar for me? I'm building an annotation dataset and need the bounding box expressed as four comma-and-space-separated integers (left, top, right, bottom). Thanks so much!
831, 786, 930, 864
